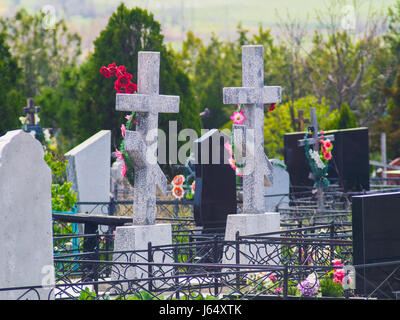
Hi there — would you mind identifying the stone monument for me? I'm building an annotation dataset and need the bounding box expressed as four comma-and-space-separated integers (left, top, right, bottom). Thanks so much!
0, 130, 54, 299
112, 51, 178, 283
222, 45, 281, 244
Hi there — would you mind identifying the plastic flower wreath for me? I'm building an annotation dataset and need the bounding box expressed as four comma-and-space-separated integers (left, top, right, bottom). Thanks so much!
100, 63, 138, 186
304, 129, 334, 189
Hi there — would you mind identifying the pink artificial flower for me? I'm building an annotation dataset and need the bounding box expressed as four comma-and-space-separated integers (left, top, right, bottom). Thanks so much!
121, 123, 126, 138
323, 140, 332, 150
224, 141, 233, 155
323, 152, 332, 161
125, 115, 131, 121
230, 110, 246, 125
269, 274, 277, 283
228, 157, 236, 170
121, 163, 127, 178
115, 148, 124, 161
332, 259, 343, 267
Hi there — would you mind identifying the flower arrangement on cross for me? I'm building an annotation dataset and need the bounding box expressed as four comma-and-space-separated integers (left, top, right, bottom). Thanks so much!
224, 103, 277, 182
304, 128, 334, 189
100, 63, 138, 186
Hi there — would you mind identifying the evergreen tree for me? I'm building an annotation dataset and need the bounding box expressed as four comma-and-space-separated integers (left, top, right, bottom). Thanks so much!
75, 4, 201, 152
0, 34, 24, 136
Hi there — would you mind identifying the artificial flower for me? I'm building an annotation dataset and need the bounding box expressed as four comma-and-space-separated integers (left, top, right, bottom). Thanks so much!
125, 82, 137, 94
121, 163, 127, 178
323, 152, 332, 161
230, 110, 246, 125
191, 181, 195, 194
268, 103, 276, 112
172, 175, 185, 186
224, 141, 233, 155
116, 74, 130, 87
121, 124, 126, 138
107, 63, 117, 76
115, 148, 124, 161
172, 186, 184, 199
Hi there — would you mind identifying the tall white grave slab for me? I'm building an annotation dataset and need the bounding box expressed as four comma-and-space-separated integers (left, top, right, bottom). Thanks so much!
112, 51, 178, 286
0, 130, 54, 299
222, 45, 281, 263
65, 130, 111, 214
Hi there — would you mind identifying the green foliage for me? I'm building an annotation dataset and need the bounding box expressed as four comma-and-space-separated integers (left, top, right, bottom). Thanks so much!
75, 4, 201, 154
320, 274, 344, 298
78, 288, 97, 300
44, 151, 77, 212
0, 8, 81, 98
0, 34, 24, 136
327, 103, 358, 130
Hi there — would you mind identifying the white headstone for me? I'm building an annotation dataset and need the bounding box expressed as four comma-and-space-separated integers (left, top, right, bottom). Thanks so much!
65, 130, 111, 214
0, 130, 54, 299
264, 159, 290, 212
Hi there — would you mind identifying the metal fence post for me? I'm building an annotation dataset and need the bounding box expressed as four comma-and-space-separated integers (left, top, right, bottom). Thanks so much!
148, 242, 153, 293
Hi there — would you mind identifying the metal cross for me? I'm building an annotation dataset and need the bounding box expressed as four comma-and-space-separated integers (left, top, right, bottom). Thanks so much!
22, 98, 40, 126
297, 108, 334, 151
223, 45, 282, 214
115, 51, 180, 225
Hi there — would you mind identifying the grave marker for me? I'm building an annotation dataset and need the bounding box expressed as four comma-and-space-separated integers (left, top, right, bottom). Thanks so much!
294, 109, 309, 132
222, 45, 281, 254
0, 130, 54, 299
223, 45, 280, 214
352, 192, 400, 298
193, 129, 237, 229
115, 51, 179, 225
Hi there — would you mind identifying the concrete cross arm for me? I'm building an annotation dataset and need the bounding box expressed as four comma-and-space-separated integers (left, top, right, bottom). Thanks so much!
124, 130, 167, 195
223, 86, 281, 105
297, 134, 335, 147
116, 93, 180, 113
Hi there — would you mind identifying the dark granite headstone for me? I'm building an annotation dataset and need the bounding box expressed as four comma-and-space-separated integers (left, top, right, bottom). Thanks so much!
284, 127, 369, 193
193, 129, 237, 229
352, 192, 400, 298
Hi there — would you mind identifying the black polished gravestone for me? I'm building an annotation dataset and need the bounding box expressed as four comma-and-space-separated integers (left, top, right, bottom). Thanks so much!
352, 192, 400, 298
284, 127, 369, 193
193, 129, 237, 230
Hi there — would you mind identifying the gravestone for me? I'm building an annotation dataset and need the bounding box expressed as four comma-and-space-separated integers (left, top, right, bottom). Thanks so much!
284, 127, 369, 194
193, 129, 237, 230
112, 51, 177, 285
264, 159, 290, 212
222, 45, 281, 257
352, 192, 400, 298
65, 130, 111, 214
0, 130, 54, 299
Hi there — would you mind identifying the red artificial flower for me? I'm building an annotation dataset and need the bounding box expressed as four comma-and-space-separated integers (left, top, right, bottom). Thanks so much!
268, 103, 276, 112
323, 152, 332, 161
114, 81, 125, 93
100, 66, 112, 78
107, 63, 117, 76
116, 74, 130, 87
125, 82, 138, 94
172, 175, 185, 186
117, 65, 126, 74
172, 186, 184, 199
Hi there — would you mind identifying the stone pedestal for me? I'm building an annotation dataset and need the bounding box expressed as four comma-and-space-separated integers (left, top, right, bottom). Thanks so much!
223, 213, 280, 265
111, 224, 173, 291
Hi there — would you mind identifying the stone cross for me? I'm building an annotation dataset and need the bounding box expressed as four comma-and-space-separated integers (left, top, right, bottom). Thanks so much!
22, 98, 40, 126
223, 45, 281, 214
294, 109, 310, 132
116, 51, 180, 225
